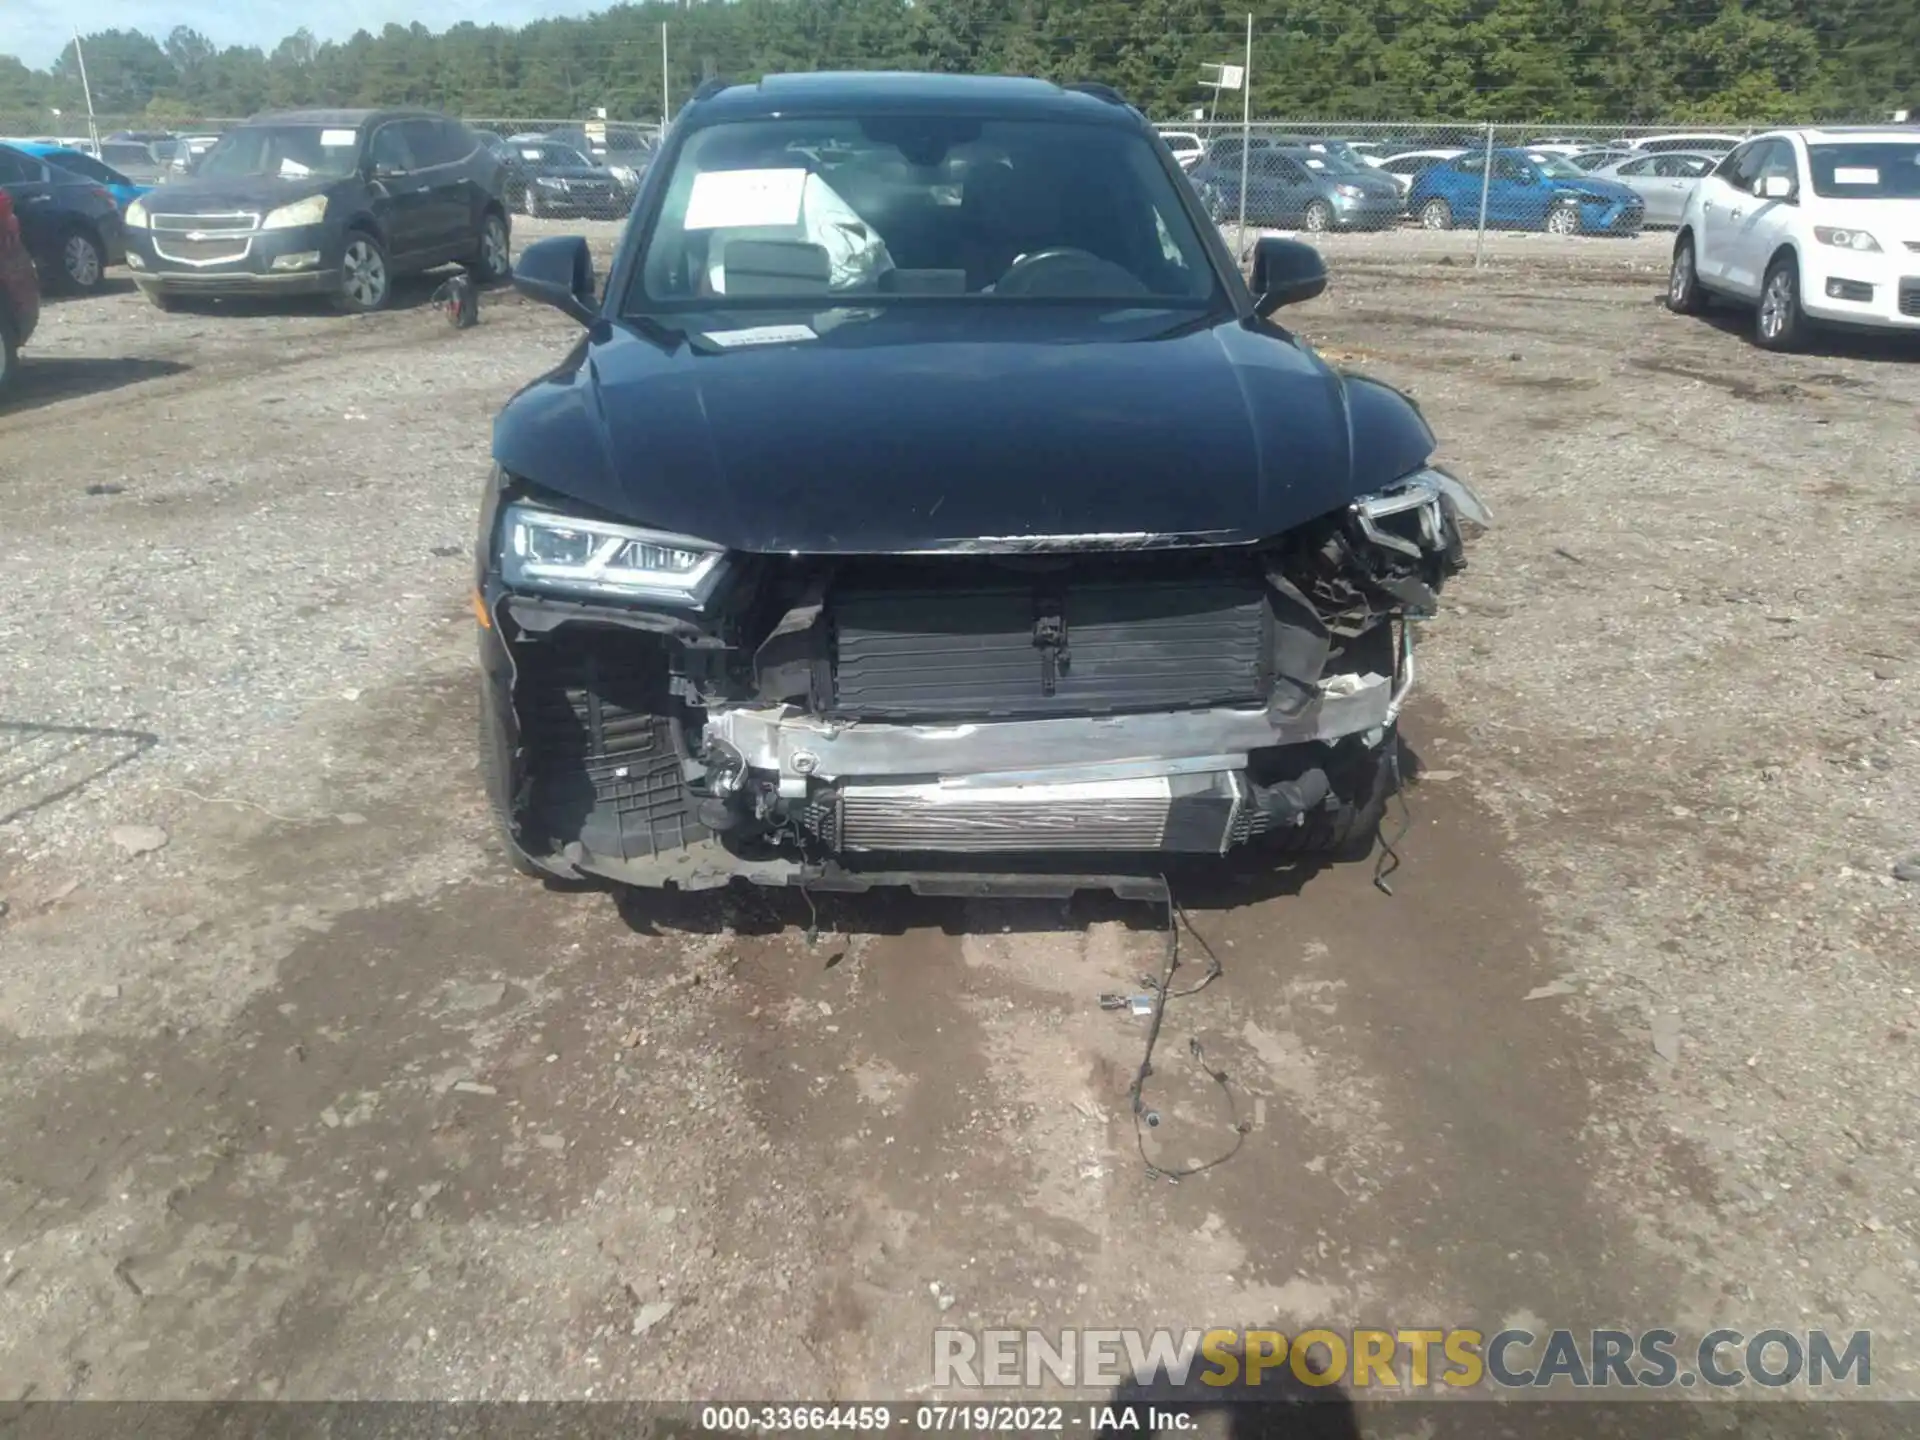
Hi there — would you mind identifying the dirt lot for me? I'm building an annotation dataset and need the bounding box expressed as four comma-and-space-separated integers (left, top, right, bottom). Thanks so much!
1, 222, 1917, 1407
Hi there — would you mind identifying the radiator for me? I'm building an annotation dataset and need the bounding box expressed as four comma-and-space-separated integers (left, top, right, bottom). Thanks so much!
829, 577, 1273, 720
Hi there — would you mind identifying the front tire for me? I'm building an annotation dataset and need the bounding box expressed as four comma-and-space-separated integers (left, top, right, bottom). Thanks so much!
1420, 198, 1452, 231
1545, 202, 1580, 237
1756, 255, 1806, 351
468, 211, 511, 283
333, 231, 391, 313
1667, 235, 1705, 314
1303, 199, 1332, 233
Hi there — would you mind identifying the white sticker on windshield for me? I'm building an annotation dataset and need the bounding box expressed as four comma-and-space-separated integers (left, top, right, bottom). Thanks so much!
702, 324, 817, 348
279, 159, 312, 177
320, 128, 358, 147
684, 168, 807, 230
1305, 158, 1326, 168
521, 149, 543, 160
1833, 167, 1879, 185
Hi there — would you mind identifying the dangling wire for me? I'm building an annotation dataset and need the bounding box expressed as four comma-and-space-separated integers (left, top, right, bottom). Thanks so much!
1128, 878, 1249, 1184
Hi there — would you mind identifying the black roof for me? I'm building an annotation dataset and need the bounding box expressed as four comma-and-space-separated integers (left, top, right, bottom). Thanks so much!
687, 72, 1141, 127
241, 107, 447, 128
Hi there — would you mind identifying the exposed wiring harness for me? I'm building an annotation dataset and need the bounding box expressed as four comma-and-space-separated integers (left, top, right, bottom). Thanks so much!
1127, 882, 1249, 1184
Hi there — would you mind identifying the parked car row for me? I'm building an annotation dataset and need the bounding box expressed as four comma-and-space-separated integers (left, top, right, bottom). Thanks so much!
1156, 124, 1788, 238
1177, 134, 1653, 236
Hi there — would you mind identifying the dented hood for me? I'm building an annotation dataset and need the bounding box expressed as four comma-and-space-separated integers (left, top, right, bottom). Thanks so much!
492, 306, 1435, 555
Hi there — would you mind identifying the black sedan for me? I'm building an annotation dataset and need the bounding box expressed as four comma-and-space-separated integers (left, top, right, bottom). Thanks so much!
473, 72, 1488, 899
0, 142, 126, 294
495, 139, 636, 220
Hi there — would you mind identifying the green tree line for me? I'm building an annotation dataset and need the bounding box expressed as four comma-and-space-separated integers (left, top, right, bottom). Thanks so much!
0, 0, 1913, 129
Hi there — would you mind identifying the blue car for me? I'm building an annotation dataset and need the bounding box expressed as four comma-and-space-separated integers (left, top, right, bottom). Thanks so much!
13, 142, 153, 211
1406, 147, 1644, 236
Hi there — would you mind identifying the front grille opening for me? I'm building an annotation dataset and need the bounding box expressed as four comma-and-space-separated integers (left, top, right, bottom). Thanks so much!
823, 553, 1275, 721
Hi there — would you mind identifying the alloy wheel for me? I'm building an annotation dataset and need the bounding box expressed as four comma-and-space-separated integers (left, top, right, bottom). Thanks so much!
1759, 268, 1792, 341
1669, 248, 1691, 306
1547, 205, 1578, 236
342, 239, 388, 310
1421, 200, 1450, 230
64, 234, 101, 289
481, 218, 509, 278
1304, 201, 1331, 233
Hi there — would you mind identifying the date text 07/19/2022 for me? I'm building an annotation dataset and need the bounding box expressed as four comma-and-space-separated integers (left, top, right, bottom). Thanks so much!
698, 1404, 1193, 1433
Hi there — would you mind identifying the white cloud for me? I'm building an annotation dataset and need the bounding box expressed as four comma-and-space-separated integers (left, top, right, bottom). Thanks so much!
9, 1, 606, 69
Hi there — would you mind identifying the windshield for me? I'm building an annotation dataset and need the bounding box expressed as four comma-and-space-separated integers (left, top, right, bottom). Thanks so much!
1808, 142, 1920, 199
1533, 154, 1585, 179
196, 125, 361, 181
630, 116, 1219, 311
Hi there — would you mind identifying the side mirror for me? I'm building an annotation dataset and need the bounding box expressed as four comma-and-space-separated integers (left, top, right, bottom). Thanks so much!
1757, 174, 1795, 201
513, 234, 598, 326
1249, 236, 1327, 317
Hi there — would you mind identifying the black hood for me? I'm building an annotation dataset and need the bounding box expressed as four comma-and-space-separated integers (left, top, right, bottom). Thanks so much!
139, 175, 342, 212
492, 307, 1434, 555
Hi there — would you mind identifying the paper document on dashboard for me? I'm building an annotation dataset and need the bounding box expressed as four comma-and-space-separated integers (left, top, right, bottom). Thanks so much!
685, 168, 808, 230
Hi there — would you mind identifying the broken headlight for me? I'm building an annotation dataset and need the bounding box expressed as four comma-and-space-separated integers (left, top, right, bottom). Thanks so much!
1351, 466, 1490, 558
500, 503, 726, 604
1281, 466, 1488, 635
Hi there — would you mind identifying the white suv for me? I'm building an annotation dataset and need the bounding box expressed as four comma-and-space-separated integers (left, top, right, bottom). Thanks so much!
1667, 126, 1920, 349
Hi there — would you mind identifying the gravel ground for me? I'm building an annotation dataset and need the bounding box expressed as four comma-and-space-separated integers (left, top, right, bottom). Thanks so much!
0, 220, 1917, 1409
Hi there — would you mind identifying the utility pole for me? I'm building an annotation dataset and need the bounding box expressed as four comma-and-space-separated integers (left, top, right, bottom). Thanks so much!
72, 29, 100, 152
661, 23, 671, 128
1235, 13, 1251, 260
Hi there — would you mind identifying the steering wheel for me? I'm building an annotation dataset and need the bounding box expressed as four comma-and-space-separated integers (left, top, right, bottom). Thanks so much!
992, 247, 1150, 297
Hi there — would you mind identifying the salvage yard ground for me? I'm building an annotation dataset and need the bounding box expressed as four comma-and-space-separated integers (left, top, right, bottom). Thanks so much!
1, 221, 1917, 1405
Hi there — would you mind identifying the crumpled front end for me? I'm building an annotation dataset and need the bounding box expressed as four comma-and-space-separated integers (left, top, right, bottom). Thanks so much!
478, 468, 1487, 894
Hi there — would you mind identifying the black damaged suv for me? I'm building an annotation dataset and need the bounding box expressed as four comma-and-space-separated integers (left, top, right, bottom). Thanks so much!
475, 73, 1488, 899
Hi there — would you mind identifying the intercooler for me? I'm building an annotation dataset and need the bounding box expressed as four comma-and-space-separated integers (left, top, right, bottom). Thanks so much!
827, 570, 1274, 720
827, 770, 1249, 854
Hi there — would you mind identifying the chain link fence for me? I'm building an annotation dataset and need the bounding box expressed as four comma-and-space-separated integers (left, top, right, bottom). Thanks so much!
2, 108, 1784, 241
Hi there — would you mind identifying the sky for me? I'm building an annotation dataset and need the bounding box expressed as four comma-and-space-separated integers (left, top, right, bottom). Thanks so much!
9, 1, 607, 70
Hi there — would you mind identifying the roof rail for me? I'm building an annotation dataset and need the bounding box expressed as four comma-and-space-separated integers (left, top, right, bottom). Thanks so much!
690, 76, 732, 104
1063, 81, 1128, 107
